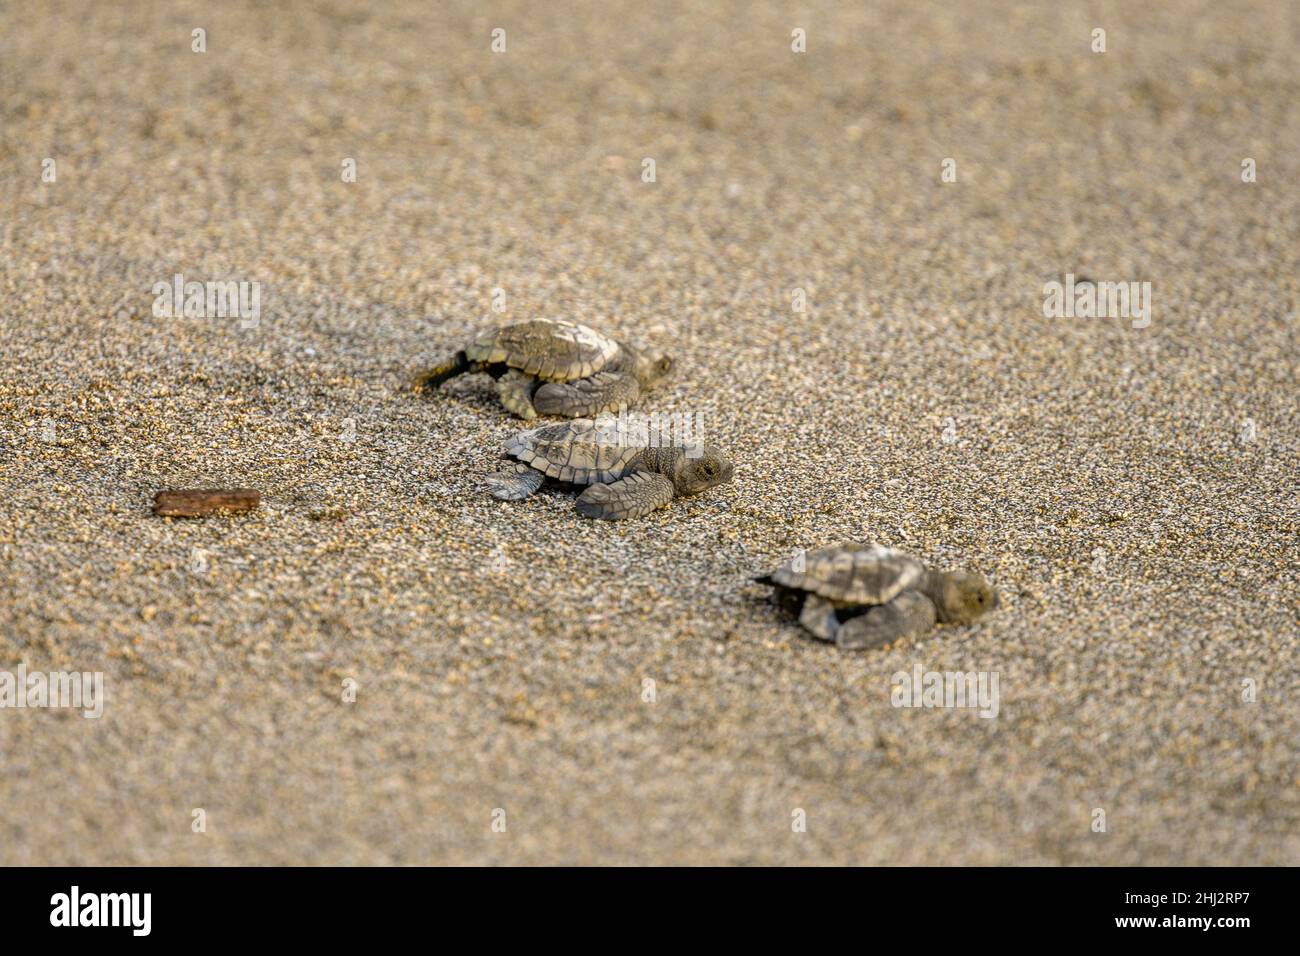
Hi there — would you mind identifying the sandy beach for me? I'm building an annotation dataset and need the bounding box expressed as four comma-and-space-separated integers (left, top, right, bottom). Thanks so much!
0, 0, 1296, 864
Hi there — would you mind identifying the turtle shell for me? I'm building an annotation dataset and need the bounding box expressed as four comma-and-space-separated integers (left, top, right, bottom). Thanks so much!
769, 543, 925, 606
466, 319, 620, 382
505, 419, 643, 485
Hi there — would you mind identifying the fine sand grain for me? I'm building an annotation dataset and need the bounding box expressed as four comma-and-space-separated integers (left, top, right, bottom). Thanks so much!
0, 1, 1296, 864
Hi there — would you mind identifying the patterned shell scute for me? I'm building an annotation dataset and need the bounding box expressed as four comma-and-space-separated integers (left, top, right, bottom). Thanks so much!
505, 419, 643, 485
772, 543, 925, 605
466, 319, 620, 382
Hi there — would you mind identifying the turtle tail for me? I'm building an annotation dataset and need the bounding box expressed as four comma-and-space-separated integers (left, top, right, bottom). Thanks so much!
413, 350, 470, 392
758, 580, 806, 618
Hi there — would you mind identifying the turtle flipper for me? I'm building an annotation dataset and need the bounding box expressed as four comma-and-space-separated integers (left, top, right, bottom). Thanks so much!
798, 593, 840, 641
413, 350, 470, 392
836, 591, 937, 650
496, 369, 540, 419
533, 371, 641, 418
574, 471, 674, 520
485, 462, 544, 501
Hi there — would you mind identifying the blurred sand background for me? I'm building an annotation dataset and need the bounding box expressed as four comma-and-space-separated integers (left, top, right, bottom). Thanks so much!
0, 0, 1296, 864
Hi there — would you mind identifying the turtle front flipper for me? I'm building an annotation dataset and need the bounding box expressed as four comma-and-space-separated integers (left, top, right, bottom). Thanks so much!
836, 591, 937, 650
574, 471, 674, 520
484, 462, 544, 501
496, 369, 540, 419
533, 371, 641, 418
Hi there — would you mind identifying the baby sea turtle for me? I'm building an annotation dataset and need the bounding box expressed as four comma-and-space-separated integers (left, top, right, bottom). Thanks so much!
756, 543, 998, 649
485, 418, 734, 520
415, 319, 672, 419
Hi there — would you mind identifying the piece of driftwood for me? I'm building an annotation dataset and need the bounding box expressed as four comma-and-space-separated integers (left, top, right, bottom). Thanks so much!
153, 489, 260, 517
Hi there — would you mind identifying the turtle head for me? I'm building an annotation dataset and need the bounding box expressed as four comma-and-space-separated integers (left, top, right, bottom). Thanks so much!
923, 570, 998, 624
669, 446, 734, 497
622, 343, 673, 388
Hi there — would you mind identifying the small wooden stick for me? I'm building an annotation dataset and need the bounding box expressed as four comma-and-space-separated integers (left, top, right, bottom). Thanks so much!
153, 488, 260, 517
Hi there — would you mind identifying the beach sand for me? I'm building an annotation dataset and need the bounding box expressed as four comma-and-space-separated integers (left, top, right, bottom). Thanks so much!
0, 0, 1296, 864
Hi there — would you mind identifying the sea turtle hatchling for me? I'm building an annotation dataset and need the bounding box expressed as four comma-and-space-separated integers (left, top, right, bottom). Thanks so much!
485, 418, 734, 520
756, 543, 998, 649
414, 318, 672, 420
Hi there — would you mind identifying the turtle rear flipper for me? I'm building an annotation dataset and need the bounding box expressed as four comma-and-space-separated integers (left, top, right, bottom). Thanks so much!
413, 350, 470, 392
496, 369, 540, 419
836, 591, 937, 650
485, 463, 544, 501
533, 371, 641, 418
574, 472, 674, 520
798, 593, 840, 641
